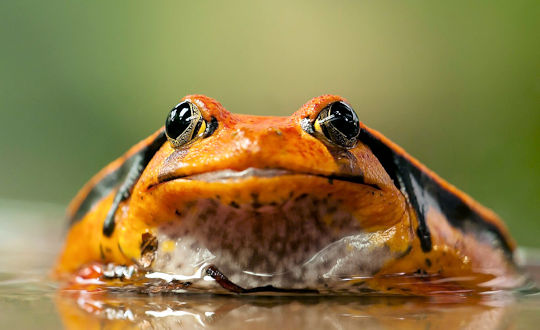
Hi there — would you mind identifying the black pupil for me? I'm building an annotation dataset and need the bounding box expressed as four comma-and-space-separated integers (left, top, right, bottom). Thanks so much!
327, 102, 359, 139
165, 102, 194, 139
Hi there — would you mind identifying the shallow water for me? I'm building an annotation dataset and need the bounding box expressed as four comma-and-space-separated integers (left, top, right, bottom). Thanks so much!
1, 200, 539, 329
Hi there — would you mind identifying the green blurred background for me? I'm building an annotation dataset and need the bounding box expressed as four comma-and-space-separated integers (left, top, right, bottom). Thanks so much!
0, 1, 538, 246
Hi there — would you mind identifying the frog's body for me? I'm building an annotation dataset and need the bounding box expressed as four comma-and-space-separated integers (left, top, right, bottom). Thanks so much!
54, 95, 523, 295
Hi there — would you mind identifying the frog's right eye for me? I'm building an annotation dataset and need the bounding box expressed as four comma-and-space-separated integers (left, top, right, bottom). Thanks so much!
312, 101, 360, 149
165, 101, 207, 148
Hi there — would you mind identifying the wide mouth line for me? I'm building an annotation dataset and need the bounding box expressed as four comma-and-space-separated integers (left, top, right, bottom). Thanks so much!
154, 167, 381, 190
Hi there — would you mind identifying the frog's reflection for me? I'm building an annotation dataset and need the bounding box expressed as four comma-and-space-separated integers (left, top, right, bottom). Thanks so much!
55, 291, 515, 329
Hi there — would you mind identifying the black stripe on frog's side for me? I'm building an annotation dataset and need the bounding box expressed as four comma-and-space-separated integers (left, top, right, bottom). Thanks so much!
358, 128, 513, 256
102, 129, 167, 236
69, 165, 128, 227
357, 128, 431, 252
67, 129, 167, 233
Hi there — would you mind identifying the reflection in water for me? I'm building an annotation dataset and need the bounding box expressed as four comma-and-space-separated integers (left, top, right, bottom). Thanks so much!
54, 291, 534, 329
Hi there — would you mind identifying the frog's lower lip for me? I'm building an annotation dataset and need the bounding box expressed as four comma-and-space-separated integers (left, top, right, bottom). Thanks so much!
158, 167, 380, 190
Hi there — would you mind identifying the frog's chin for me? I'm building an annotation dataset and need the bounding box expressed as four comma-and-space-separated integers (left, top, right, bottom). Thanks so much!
130, 167, 412, 294
144, 192, 407, 294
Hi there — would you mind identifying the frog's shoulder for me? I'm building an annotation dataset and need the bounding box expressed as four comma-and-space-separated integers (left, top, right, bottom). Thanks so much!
66, 128, 166, 227
359, 124, 516, 255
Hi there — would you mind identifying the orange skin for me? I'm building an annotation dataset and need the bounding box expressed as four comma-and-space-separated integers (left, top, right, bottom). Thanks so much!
54, 95, 523, 295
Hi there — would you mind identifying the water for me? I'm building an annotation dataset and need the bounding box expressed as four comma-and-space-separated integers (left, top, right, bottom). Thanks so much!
1, 200, 539, 329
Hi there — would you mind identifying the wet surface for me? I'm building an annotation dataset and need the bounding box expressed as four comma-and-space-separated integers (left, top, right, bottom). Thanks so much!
1, 200, 539, 329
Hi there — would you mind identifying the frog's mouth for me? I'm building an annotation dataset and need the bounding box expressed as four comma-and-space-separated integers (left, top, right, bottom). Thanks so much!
157, 167, 381, 189
142, 167, 409, 294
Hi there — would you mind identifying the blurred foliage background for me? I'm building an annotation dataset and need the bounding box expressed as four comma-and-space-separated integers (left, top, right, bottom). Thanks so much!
0, 1, 538, 246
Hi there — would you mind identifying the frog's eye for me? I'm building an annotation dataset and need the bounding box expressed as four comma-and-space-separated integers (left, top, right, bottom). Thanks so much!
313, 101, 360, 148
165, 101, 207, 148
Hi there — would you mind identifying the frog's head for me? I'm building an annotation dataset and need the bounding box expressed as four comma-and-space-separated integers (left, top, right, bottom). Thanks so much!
149, 95, 403, 202
107, 95, 413, 292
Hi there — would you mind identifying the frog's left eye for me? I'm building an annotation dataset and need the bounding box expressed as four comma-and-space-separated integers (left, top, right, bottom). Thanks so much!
165, 101, 207, 148
313, 101, 360, 148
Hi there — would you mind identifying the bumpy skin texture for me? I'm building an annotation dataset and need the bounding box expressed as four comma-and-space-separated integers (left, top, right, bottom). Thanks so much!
54, 95, 522, 295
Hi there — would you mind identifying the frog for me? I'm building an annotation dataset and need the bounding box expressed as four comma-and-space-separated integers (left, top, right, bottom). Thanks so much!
53, 94, 525, 295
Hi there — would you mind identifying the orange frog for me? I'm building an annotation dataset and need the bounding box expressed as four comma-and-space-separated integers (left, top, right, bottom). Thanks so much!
54, 95, 525, 295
